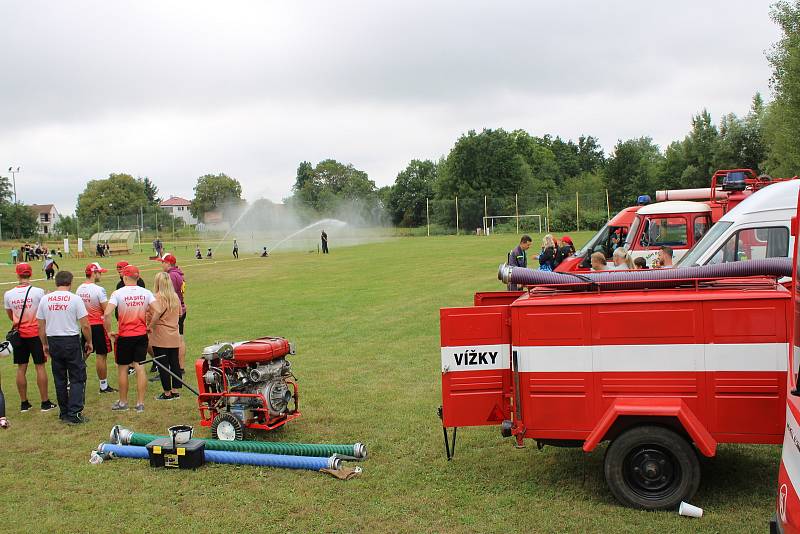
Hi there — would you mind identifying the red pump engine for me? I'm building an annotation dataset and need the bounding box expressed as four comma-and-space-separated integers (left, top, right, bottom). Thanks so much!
195, 337, 300, 440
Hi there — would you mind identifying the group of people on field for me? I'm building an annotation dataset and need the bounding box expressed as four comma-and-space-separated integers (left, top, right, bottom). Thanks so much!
506, 235, 676, 290
588, 245, 673, 271
0, 253, 186, 428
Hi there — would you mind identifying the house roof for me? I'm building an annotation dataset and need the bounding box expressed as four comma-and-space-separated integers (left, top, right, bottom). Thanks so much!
28, 204, 58, 214
160, 196, 191, 207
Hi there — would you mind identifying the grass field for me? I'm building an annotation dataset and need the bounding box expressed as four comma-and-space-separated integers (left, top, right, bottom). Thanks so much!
0, 232, 781, 533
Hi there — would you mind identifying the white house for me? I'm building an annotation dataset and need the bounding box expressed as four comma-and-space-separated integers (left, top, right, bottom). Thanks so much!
160, 196, 197, 225
28, 204, 60, 235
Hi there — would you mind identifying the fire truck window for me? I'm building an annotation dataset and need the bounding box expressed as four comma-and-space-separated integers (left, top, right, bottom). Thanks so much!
710, 226, 789, 263
693, 217, 710, 242
639, 217, 687, 247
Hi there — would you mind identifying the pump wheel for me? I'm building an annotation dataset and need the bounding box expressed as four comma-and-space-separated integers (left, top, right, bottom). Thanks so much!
604, 425, 700, 510
211, 413, 244, 441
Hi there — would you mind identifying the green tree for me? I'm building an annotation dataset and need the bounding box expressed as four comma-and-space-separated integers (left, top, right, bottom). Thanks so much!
604, 137, 663, 210
1, 203, 39, 239
0, 176, 13, 203
681, 110, 719, 188
140, 177, 161, 204
714, 95, 766, 173
577, 135, 605, 174
53, 215, 79, 236
76, 173, 150, 224
291, 159, 377, 213
388, 159, 437, 226
764, 0, 800, 175
190, 173, 244, 220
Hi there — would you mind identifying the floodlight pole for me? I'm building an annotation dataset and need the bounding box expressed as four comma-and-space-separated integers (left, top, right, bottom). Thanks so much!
606, 189, 611, 220
8, 166, 19, 204
576, 191, 580, 232
515, 194, 519, 235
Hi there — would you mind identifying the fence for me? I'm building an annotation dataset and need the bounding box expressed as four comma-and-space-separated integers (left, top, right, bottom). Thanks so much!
421, 190, 611, 236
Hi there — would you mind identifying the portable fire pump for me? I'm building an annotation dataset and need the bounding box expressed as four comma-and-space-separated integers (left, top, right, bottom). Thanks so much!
440, 258, 795, 510
195, 337, 300, 440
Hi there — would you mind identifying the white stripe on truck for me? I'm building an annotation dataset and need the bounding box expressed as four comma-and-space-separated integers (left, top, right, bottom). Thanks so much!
514, 343, 787, 373
441, 345, 510, 372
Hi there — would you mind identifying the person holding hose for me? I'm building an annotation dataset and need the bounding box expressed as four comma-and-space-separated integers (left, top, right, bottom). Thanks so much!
148, 272, 182, 401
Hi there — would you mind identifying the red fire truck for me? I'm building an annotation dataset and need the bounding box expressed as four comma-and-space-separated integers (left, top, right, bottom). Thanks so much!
772, 196, 800, 533
441, 257, 792, 509
556, 169, 794, 272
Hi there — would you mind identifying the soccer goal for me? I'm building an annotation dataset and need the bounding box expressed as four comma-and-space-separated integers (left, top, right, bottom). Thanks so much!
482, 214, 542, 235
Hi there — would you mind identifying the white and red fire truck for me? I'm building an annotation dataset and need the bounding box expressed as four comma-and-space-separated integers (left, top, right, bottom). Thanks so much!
556, 169, 795, 272
441, 252, 793, 510
771, 193, 800, 533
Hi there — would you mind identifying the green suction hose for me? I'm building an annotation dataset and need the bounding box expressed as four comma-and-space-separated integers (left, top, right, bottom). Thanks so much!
111, 426, 367, 459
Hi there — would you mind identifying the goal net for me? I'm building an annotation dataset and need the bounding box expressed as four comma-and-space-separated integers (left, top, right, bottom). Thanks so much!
481, 214, 542, 235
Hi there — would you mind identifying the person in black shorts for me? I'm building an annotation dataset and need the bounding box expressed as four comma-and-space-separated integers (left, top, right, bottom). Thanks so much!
4, 263, 56, 413
104, 265, 155, 413
114, 261, 148, 376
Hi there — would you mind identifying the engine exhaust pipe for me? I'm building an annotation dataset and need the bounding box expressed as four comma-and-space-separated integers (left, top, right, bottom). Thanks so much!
498, 257, 792, 291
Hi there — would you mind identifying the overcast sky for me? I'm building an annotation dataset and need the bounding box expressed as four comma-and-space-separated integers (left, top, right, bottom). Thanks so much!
0, 1, 781, 214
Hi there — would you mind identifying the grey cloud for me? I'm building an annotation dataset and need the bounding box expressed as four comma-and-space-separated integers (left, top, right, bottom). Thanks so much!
0, 0, 781, 212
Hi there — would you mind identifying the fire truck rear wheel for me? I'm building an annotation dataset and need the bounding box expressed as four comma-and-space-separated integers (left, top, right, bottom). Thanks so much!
211, 413, 244, 441
604, 425, 700, 510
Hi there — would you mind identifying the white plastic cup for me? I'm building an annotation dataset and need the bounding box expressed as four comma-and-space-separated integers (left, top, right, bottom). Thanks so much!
678, 501, 703, 518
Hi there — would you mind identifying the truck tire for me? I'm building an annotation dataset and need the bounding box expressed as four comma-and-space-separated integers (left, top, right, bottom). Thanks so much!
604, 425, 700, 510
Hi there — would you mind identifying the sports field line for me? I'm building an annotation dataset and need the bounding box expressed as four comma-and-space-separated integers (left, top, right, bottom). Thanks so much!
0, 255, 264, 286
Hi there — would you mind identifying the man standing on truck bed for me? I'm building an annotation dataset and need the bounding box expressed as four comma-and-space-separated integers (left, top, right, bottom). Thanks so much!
507, 235, 532, 290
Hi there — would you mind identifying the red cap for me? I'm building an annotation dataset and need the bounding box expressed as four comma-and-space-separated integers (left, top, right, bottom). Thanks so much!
561, 235, 574, 246
158, 253, 177, 265
115, 261, 129, 270
85, 262, 108, 276
122, 265, 140, 279
15, 263, 32, 276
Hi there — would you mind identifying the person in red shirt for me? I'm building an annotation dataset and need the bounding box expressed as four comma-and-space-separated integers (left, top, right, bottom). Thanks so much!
3, 263, 55, 413
104, 265, 154, 413
77, 262, 117, 394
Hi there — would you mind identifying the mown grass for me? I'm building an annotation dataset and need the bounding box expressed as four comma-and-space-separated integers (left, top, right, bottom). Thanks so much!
0, 232, 780, 533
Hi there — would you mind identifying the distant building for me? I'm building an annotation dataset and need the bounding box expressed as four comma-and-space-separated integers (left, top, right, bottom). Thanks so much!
160, 196, 197, 225
28, 204, 60, 235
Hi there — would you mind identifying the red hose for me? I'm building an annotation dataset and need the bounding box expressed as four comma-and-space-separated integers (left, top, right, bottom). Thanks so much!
498, 257, 792, 291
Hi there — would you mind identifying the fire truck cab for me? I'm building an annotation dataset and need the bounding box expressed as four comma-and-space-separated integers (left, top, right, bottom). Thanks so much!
441, 265, 790, 510
623, 201, 712, 266
555, 206, 640, 272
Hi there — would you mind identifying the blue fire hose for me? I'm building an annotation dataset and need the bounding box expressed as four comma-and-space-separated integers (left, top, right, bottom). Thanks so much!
97, 443, 341, 471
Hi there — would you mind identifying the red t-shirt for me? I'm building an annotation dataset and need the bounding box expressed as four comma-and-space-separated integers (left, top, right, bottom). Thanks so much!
108, 285, 155, 337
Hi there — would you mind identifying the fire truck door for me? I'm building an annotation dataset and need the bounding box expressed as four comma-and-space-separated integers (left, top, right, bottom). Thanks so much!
775, 202, 800, 531
440, 306, 511, 428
